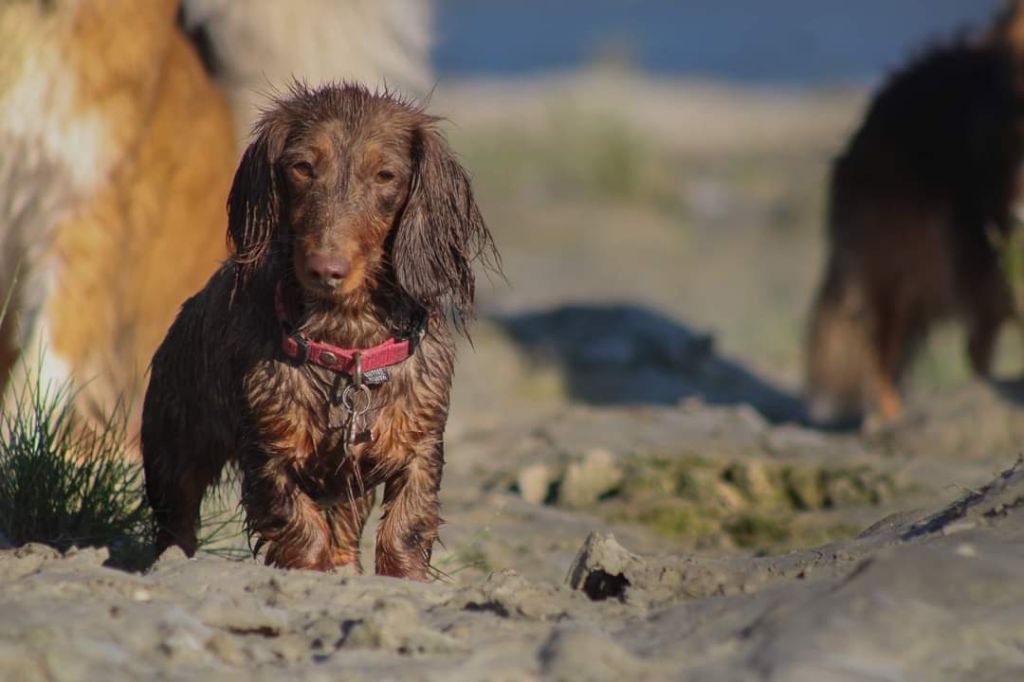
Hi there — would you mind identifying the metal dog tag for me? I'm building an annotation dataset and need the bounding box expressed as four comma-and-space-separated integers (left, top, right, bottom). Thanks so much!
362, 368, 390, 385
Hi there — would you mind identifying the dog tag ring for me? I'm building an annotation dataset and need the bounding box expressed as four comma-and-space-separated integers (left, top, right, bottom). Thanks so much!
341, 382, 372, 451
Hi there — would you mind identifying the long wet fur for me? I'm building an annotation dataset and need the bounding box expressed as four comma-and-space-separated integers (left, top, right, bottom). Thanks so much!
141, 83, 498, 578
806, 4, 1024, 426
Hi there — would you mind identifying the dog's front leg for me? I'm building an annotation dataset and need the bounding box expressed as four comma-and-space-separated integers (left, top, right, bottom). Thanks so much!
240, 448, 334, 571
375, 445, 443, 580
325, 488, 376, 572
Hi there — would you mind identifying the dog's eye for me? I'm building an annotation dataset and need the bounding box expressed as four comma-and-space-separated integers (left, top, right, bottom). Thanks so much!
376, 169, 395, 183
290, 161, 315, 180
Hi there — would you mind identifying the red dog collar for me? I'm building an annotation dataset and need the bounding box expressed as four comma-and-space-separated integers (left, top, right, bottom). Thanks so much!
274, 283, 422, 376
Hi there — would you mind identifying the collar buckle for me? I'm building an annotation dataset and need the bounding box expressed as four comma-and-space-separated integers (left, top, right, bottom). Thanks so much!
352, 352, 363, 388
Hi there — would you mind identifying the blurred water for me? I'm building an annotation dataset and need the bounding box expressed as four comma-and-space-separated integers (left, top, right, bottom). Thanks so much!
435, 0, 1001, 85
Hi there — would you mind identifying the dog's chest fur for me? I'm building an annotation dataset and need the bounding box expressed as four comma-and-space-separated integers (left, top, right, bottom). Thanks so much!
292, 363, 397, 460
242, 324, 450, 495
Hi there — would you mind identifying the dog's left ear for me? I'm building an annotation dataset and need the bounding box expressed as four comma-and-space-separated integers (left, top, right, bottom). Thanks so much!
392, 123, 498, 327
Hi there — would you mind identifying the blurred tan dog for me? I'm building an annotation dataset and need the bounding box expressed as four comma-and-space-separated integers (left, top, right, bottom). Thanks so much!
0, 0, 433, 439
0, 0, 236, 432
805, 0, 1024, 427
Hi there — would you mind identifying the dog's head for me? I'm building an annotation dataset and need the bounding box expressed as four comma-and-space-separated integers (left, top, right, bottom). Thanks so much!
227, 83, 497, 325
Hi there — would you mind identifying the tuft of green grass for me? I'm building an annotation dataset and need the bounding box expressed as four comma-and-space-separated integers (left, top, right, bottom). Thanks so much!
434, 536, 493, 578
195, 470, 249, 561
724, 513, 793, 550
436, 542, 492, 577
0, 368, 153, 567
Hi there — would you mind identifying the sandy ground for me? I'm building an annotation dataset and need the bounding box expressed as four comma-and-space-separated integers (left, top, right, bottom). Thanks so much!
1, 412, 1021, 681
2, 73, 1024, 680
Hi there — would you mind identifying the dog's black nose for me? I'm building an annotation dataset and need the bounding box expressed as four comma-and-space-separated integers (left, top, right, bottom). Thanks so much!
307, 252, 350, 288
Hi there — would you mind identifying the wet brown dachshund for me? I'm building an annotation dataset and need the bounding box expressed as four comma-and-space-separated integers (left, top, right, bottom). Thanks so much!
141, 83, 498, 578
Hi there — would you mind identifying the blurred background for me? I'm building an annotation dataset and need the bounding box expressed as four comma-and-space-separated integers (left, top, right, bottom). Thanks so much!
430, 0, 1009, 424
426, 0, 1024, 569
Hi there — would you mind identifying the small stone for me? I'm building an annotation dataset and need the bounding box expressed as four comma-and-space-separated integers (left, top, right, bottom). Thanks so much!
63, 545, 110, 566
13, 543, 61, 560
955, 543, 978, 558
942, 521, 977, 537
0, 553, 47, 581
726, 461, 779, 505
567, 534, 637, 584
566, 534, 639, 601
131, 588, 152, 603
458, 570, 569, 621
560, 449, 623, 509
517, 463, 554, 505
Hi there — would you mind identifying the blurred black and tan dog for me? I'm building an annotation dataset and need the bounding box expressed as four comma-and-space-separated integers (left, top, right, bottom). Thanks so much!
806, 0, 1024, 427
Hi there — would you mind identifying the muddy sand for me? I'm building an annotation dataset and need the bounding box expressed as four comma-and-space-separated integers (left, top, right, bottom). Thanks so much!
3, 75, 1024, 680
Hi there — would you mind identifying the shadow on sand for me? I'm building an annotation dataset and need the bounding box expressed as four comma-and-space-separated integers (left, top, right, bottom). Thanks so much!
992, 378, 1024, 405
496, 304, 807, 424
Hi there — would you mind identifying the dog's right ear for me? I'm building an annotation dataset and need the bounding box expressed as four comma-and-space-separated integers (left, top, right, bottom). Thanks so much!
227, 116, 288, 284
